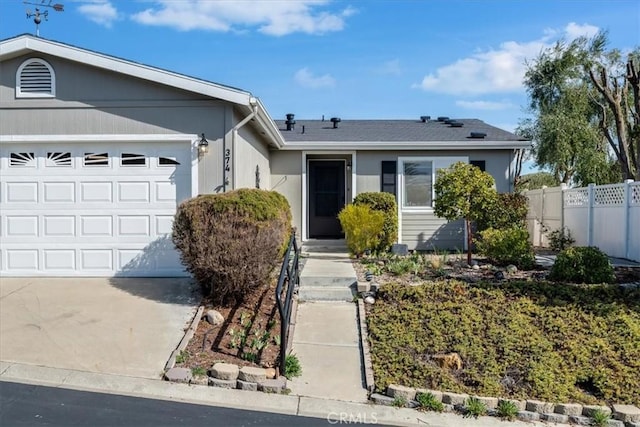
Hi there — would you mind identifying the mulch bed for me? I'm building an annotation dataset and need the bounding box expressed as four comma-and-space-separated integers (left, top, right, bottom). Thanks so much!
175, 280, 282, 372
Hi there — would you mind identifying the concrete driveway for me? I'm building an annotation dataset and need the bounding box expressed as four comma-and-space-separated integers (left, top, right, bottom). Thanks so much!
0, 277, 199, 379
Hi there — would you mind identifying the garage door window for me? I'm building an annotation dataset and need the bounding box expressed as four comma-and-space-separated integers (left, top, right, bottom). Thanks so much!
46, 152, 72, 167
159, 156, 180, 166
10, 152, 36, 167
84, 152, 109, 166
121, 153, 146, 166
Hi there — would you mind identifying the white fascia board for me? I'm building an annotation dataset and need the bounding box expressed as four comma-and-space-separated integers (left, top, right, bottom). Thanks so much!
278, 140, 532, 151
0, 133, 197, 143
2, 36, 251, 106
255, 99, 286, 148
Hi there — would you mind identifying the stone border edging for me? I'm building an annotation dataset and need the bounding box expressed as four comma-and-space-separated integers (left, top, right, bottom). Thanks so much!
357, 299, 375, 393
165, 305, 204, 371
370, 384, 640, 426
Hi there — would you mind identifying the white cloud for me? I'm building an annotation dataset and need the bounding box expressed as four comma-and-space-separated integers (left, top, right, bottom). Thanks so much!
414, 22, 600, 96
131, 1, 355, 36
77, 1, 118, 28
294, 67, 335, 88
455, 100, 515, 111
377, 59, 402, 76
564, 22, 599, 39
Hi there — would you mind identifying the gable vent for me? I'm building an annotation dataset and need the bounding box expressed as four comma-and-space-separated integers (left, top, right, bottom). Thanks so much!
16, 58, 55, 98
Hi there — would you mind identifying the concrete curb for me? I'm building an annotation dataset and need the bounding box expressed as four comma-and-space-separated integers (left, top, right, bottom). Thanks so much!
165, 305, 205, 371
0, 361, 565, 427
357, 299, 375, 392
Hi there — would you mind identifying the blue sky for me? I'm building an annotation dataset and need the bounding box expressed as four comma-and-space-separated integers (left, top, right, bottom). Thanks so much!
1, 0, 638, 172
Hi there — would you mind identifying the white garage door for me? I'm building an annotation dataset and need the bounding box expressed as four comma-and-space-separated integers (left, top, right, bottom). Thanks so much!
0, 142, 192, 277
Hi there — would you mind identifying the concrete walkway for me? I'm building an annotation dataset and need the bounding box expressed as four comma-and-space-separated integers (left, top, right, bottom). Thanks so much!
288, 241, 368, 403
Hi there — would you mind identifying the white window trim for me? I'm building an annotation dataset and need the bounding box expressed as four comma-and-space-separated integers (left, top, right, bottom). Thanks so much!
16, 58, 56, 98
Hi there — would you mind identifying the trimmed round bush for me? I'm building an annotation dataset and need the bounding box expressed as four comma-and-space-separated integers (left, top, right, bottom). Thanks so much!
172, 189, 291, 304
338, 204, 385, 257
549, 246, 615, 284
353, 192, 398, 253
475, 226, 535, 269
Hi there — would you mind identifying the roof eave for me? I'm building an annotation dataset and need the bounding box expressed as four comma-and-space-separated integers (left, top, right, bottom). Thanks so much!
278, 140, 532, 151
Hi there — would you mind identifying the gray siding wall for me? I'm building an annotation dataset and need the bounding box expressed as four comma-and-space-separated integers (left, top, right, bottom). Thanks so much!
401, 213, 465, 251
270, 151, 302, 234
233, 110, 271, 191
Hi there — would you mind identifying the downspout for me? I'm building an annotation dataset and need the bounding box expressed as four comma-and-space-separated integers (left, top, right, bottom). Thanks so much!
230, 97, 258, 190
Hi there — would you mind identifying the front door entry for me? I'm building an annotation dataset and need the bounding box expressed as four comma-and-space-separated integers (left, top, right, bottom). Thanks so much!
308, 160, 345, 238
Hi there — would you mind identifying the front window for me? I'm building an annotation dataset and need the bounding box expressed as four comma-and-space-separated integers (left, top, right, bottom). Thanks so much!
403, 160, 433, 207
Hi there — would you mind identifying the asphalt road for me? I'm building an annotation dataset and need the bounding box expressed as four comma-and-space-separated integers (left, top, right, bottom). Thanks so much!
0, 381, 342, 426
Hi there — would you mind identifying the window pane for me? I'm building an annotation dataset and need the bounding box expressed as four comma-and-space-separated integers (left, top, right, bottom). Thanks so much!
403, 161, 432, 207
381, 161, 397, 195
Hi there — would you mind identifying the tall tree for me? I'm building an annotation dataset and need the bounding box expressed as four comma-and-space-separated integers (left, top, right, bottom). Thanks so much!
522, 33, 638, 185
587, 40, 640, 180
522, 36, 618, 186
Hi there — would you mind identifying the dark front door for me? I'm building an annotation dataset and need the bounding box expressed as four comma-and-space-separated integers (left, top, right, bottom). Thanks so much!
308, 160, 345, 238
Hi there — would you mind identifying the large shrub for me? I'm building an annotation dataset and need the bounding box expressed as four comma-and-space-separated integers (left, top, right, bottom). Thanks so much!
476, 193, 528, 232
353, 192, 398, 253
549, 246, 615, 284
475, 226, 535, 269
338, 204, 385, 257
172, 189, 291, 304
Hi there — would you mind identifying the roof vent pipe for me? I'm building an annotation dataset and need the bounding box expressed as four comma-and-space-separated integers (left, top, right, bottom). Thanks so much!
420, 115, 430, 122
285, 113, 296, 131
330, 117, 341, 128
450, 122, 464, 127
470, 132, 487, 138
437, 116, 449, 122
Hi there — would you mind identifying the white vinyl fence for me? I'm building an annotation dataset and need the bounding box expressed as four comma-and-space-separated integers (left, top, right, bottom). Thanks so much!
525, 180, 640, 262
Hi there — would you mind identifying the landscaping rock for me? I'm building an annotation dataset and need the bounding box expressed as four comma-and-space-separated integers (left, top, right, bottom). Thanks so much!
370, 393, 394, 406
474, 396, 498, 410
472, 264, 480, 270
205, 309, 224, 326
357, 281, 371, 293
441, 392, 468, 406
386, 384, 416, 401
606, 421, 625, 427
164, 367, 192, 384
625, 421, 640, 427
258, 376, 286, 394
506, 264, 518, 273
569, 415, 593, 426
499, 398, 526, 411
190, 376, 208, 386
442, 404, 455, 413
370, 282, 381, 292
494, 271, 505, 280
265, 368, 276, 379
210, 362, 239, 381
517, 411, 540, 422
238, 366, 267, 383
208, 377, 236, 389
364, 296, 375, 305
526, 399, 555, 414
613, 405, 640, 423
236, 379, 258, 391
555, 403, 583, 416
583, 405, 612, 417
541, 413, 569, 423
470, 260, 479, 266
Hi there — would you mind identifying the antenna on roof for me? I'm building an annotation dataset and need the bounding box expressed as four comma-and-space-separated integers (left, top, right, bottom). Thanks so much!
24, 1, 64, 37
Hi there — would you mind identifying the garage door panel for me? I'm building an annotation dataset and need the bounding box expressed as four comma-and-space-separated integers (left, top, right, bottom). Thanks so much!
80, 249, 114, 270
81, 182, 113, 202
43, 182, 76, 202
43, 249, 76, 270
7, 182, 38, 202
118, 216, 150, 236
7, 249, 39, 270
80, 216, 113, 237
118, 182, 150, 202
6, 216, 38, 237
44, 216, 76, 237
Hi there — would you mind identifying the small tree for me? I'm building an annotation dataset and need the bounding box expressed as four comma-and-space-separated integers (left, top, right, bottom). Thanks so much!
434, 162, 497, 264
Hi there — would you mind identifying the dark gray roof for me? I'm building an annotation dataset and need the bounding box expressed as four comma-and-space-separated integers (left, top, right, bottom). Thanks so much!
276, 118, 526, 142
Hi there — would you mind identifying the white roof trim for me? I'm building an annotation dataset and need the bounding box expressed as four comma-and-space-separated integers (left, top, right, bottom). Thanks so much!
0, 133, 197, 143
279, 140, 532, 151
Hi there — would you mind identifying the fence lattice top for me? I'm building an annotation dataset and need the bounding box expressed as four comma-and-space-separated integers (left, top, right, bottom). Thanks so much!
632, 183, 640, 205
564, 188, 589, 207
594, 185, 624, 206
564, 182, 640, 207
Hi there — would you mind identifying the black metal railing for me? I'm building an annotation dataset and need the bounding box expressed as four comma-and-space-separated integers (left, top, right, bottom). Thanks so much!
275, 231, 300, 376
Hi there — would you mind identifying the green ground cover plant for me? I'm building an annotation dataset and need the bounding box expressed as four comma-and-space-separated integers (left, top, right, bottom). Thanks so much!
415, 392, 444, 412
367, 280, 640, 405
